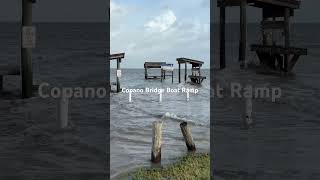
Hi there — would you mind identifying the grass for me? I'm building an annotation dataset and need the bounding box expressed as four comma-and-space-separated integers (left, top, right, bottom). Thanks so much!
132, 153, 210, 180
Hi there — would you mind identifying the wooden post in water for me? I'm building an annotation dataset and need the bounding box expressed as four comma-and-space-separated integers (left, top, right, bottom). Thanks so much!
284, 8, 290, 73
172, 71, 174, 83
0, 76, 3, 91
21, 0, 33, 98
220, 5, 226, 69
178, 63, 181, 83
239, 0, 247, 68
245, 96, 253, 127
184, 63, 187, 82
58, 95, 69, 129
116, 59, 121, 92
145, 68, 148, 79
151, 121, 163, 163
180, 122, 196, 151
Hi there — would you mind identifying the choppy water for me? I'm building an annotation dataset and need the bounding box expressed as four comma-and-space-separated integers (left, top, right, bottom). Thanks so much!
213, 24, 320, 180
0, 23, 108, 179
110, 69, 210, 178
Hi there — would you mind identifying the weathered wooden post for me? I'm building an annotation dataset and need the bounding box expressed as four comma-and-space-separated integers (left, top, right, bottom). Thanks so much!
245, 96, 253, 127
186, 92, 190, 102
172, 71, 174, 83
180, 122, 196, 151
220, 5, 226, 69
0, 76, 3, 91
116, 59, 121, 92
151, 121, 163, 163
178, 63, 181, 83
145, 67, 148, 79
58, 94, 69, 129
21, 0, 34, 98
239, 0, 247, 68
184, 63, 187, 82
284, 8, 290, 73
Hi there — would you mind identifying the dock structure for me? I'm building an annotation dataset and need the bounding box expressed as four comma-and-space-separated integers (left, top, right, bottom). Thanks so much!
217, 0, 307, 73
110, 53, 125, 93
144, 62, 174, 83
177, 58, 206, 84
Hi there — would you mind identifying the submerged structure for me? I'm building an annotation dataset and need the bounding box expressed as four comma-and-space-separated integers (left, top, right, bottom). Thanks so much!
177, 58, 206, 84
217, 0, 307, 73
144, 62, 174, 83
110, 53, 125, 92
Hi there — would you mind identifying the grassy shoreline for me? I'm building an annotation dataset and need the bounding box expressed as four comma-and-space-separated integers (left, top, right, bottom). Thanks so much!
131, 153, 210, 180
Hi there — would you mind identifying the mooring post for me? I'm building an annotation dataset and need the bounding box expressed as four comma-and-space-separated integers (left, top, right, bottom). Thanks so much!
239, 0, 247, 68
245, 96, 253, 127
184, 63, 187, 82
178, 63, 181, 83
284, 8, 290, 73
0, 76, 3, 91
186, 92, 190, 102
161, 70, 163, 82
58, 94, 69, 129
151, 121, 163, 163
145, 67, 148, 79
116, 59, 121, 92
180, 122, 196, 151
21, 0, 34, 98
220, 5, 226, 69
172, 71, 174, 83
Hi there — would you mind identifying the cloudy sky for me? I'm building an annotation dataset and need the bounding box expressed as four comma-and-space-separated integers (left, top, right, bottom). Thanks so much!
110, 0, 210, 68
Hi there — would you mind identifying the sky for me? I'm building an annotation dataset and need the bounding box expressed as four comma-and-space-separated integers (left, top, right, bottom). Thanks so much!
111, 0, 210, 68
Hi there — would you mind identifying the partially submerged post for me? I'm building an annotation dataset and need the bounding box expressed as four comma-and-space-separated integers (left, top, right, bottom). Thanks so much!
110, 53, 125, 93
180, 121, 196, 151
177, 58, 206, 84
21, 0, 36, 98
57, 94, 69, 129
245, 96, 253, 127
151, 121, 163, 163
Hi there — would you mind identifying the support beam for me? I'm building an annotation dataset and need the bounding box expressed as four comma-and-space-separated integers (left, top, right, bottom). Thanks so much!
284, 8, 290, 72
21, 0, 33, 98
178, 63, 181, 83
0, 76, 3, 91
172, 71, 174, 83
239, 0, 247, 68
145, 68, 148, 79
116, 59, 120, 93
220, 6, 226, 69
184, 63, 187, 82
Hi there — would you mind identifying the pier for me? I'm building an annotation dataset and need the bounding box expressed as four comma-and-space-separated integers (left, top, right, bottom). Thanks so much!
144, 62, 174, 83
177, 58, 206, 84
217, 0, 307, 73
110, 53, 125, 93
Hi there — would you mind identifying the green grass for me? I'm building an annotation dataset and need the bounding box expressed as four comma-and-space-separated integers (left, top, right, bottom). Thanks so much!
132, 153, 210, 180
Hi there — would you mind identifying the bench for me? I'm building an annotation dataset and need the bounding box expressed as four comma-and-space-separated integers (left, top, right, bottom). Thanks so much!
0, 65, 20, 91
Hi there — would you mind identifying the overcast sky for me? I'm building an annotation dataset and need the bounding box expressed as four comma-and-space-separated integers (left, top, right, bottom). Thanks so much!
111, 0, 210, 68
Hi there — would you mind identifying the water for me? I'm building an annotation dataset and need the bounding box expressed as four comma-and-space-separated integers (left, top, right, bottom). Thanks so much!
213, 24, 320, 180
110, 69, 210, 178
0, 23, 108, 179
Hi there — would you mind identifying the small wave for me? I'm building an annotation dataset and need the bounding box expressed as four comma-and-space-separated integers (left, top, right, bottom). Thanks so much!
161, 112, 207, 127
